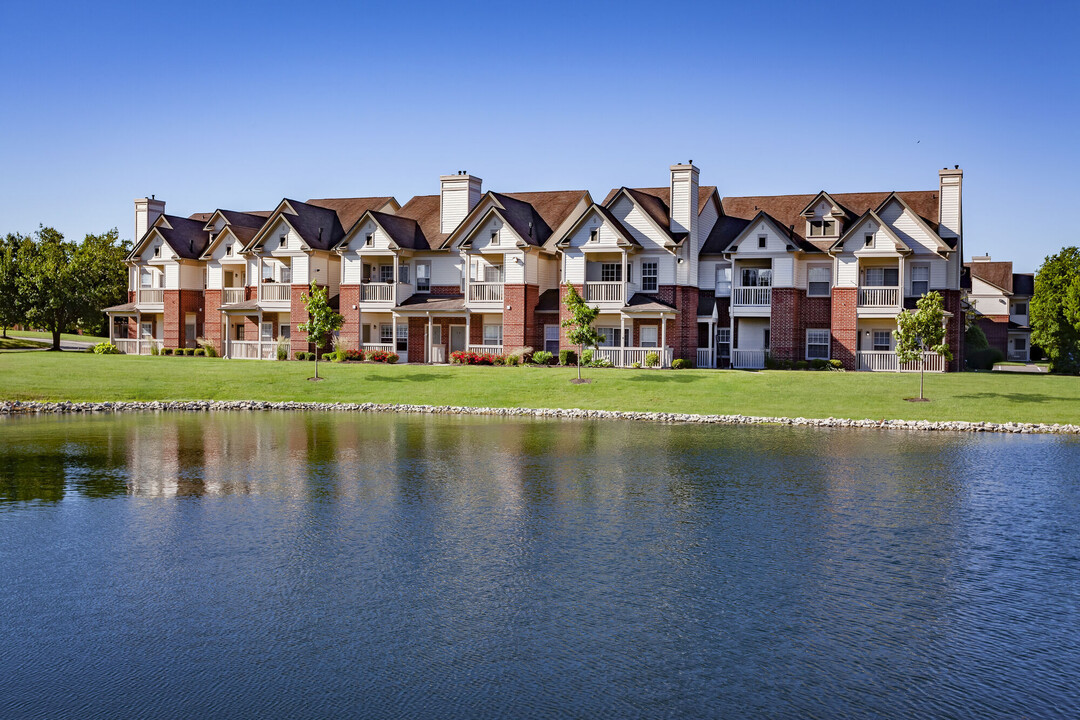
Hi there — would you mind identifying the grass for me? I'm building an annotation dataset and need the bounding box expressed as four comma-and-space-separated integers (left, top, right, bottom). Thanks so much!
6, 330, 109, 344
0, 337, 49, 351
2, 352, 1080, 425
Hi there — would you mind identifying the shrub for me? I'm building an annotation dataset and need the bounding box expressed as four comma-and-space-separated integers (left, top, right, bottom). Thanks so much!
631, 361, 642, 369
508, 346, 533, 363
194, 348, 206, 357
295, 351, 307, 361
366, 349, 399, 363
196, 337, 218, 357
810, 358, 828, 370
645, 352, 660, 368
505, 354, 520, 366
149, 344, 160, 356
795, 360, 809, 370
671, 358, 690, 369
492, 355, 505, 366
92, 342, 120, 355
308, 353, 316, 361
387, 352, 399, 364
187, 348, 197, 356
559, 349, 577, 366
966, 347, 1005, 370
162, 348, 173, 356
591, 357, 612, 368
829, 359, 844, 370
581, 348, 594, 366
531, 350, 554, 365
965, 323, 989, 351
344, 349, 364, 361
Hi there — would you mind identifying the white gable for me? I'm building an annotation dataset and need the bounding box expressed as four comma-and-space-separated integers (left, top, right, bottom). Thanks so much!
609, 195, 667, 249
877, 199, 941, 255
732, 219, 790, 255
262, 218, 304, 255
565, 208, 626, 249
847, 216, 897, 256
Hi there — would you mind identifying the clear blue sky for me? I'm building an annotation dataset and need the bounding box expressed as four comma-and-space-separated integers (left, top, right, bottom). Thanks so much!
1, 0, 1076, 272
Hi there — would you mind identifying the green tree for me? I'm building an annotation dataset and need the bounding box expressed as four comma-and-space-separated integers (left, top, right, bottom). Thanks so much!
1030, 247, 1080, 373
0, 234, 25, 337
561, 283, 605, 381
15, 226, 128, 350
297, 281, 343, 379
894, 290, 954, 400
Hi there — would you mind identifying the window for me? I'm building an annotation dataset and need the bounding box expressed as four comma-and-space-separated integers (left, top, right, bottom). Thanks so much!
717, 327, 731, 360
365, 233, 374, 248
416, 262, 431, 292
1015, 337, 1027, 351
483, 324, 503, 346
380, 324, 394, 344
483, 263, 504, 283
396, 324, 408, 353
807, 265, 831, 296
234, 325, 244, 341
225, 243, 233, 256
544, 325, 560, 354
596, 327, 627, 347
741, 268, 772, 287
279, 325, 291, 340
911, 265, 929, 297
600, 263, 622, 282
261, 322, 273, 342
864, 267, 899, 287
589, 228, 599, 243
153, 244, 161, 258
279, 234, 288, 249
490, 230, 499, 246
873, 330, 891, 351
640, 325, 658, 347
758, 235, 767, 249
140, 268, 151, 288
280, 266, 291, 284
809, 220, 838, 237
715, 265, 732, 297
1012, 302, 1028, 316
141, 322, 153, 338
864, 234, 873, 247
399, 264, 410, 284
642, 261, 658, 292
379, 265, 394, 283
263, 263, 274, 282
806, 329, 830, 359
763, 328, 771, 351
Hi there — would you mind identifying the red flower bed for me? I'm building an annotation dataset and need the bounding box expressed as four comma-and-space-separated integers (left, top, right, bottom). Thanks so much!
343, 349, 365, 361
450, 350, 503, 366
366, 349, 399, 363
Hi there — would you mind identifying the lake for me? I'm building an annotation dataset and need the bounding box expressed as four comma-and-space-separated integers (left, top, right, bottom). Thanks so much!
1, 412, 1078, 719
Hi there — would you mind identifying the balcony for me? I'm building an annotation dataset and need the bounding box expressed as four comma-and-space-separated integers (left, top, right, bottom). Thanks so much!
590, 347, 673, 368
468, 282, 504, 303
857, 350, 945, 372
137, 289, 164, 305
227, 339, 276, 360
361, 283, 395, 302
732, 287, 771, 307
466, 344, 504, 355
222, 288, 245, 305
858, 287, 900, 308
584, 281, 625, 304
259, 283, 291, 302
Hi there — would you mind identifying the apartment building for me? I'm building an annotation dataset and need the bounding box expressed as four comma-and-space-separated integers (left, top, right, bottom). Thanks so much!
964, 256, 1036, 361
105, 164, 967, 371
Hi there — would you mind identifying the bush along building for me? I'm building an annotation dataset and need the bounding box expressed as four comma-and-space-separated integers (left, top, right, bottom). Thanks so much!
105, 164, 969, 371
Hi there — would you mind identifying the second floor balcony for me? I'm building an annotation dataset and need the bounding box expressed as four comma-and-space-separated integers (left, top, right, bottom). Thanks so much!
732, 286, 771, 307
137, 288, 164, 305
857, 287, 900, 308
583, 281, 625, 304
259, 283, 291, 303
468, 282, 504, 304
222, 287, 245, 305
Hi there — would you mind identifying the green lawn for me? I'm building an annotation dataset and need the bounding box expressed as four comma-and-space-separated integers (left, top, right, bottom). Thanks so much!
0, 337, 49, 351
6, 330, 109, 344
2, 352, 1079, 425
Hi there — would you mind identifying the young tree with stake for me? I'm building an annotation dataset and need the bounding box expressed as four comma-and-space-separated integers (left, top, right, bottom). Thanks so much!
894, 291, 953, 401
561, 283, 605, 381
298, 281, 343, 380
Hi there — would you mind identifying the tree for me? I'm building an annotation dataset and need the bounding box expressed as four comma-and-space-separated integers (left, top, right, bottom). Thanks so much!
561, 283, 605, 381
16, 226, 129, 350
0, 233, 25, 337
297, 281, 343, 379
1031, 247, 1080, 374
894, 291, 954, 400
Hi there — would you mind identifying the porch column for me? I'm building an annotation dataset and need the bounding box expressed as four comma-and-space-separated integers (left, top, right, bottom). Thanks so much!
465, 311, 471, 352
619, 313, 626, 368
709, 321, 715, 368
136, 311, 142, 355
898, 254, 906, 308
257, 311, 263, 361
427, 314, 433, 363
660, 314, 667, 367
621, 250, 628, 304
393, 255, 400, 306
108, 315, 114, 344
392, 311, 399, 358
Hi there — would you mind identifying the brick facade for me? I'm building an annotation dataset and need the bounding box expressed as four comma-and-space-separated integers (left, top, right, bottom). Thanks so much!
339, 285, 361, 350
942, 289, 965, 372
430, 285, 460, 296
768, 289, 833, 363
558, 284, 583, 347
656, 285, 700, 361
162, 289, 204, 349
289, 284, 316, 356
502, 284, 539, 352
977, 315, 1009, 356
830, 287, 858, 370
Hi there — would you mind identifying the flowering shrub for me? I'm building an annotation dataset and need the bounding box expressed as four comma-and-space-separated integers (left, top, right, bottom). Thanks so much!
366, 349, 399, 363
343, 349, 365, 361
450, 350, 504, 365
92, 342, 120, 355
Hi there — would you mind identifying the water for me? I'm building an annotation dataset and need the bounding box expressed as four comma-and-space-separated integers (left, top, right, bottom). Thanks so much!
1, 412, 1078, 719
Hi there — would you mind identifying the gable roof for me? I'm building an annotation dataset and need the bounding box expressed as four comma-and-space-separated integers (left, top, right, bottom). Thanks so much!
198, 210, 273, 259
727, 211, 804, 252
306, 197, 398, 231
556, 202, 640, 248
714, 190, 942, 254
831, 209, 911, 253
444, 189, 588, 249
249, 197, 395, 252
127, 214, 210, 260
966, 260, 1015, 293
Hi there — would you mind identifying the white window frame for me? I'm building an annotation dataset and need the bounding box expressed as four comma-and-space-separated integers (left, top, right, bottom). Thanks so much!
483, 324, 503, 346
544, 325, 560, 353
153, 244, 161, 258
490, 230, 500, 246
872, 330, 892, 352
715, 264, 732, 297
379, 265, 394, 283
396, 324, 408, 352
807, 264, 831, 297
600, 263, 622, 282
280, 265, 292, 284
910, 264, 930, 297
225, 243, 233, 257
717, 327, 731, 360
864, 233, 874, 247
589, 227, 599, 243
399, 264, 410, 284
260, 322, 273, 342
279, 324, 291, 340
141, 321, 153, 338
595, 327, 626, 348
279, 234, 288, 249
365, 233, 374, 248
806, 329, 830, 360
379, 324, 394, 344
640, 325, 658, 348
416, 261, 431, 293
641, 261, 658, 293
865, 267, 899, 287
757, 235, 767, 249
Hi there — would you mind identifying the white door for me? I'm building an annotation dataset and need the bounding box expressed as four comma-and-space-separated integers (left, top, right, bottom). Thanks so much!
450, 325, 466, 353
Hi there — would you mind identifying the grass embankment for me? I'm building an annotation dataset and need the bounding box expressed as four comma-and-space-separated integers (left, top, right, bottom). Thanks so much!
7, 330, 108, 344
2, 352, 1079, 425
0, 337, 49, 351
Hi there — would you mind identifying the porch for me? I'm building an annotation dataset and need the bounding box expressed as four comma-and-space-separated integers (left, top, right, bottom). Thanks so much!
857, 351, 946, 372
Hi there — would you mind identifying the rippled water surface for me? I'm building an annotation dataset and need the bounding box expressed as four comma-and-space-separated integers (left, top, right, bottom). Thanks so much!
1, 413, 1079, 719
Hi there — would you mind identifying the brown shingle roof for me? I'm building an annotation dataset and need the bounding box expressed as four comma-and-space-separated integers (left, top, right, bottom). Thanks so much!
600, 186, 717, 215
966, 261, 1014, 293
306, 197, 396, 232
498, 190, 589, 245
397, 195, 445, 248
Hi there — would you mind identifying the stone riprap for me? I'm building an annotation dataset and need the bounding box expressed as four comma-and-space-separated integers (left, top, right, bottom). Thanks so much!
1, 400, 1077, 435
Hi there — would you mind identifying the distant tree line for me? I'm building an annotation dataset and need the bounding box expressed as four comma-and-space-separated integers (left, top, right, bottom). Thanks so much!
0, 226, 129, 350
1031, 246, 1080, 373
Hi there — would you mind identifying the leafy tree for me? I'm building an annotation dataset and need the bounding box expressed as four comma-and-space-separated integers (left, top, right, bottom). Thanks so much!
1030, 247, 1080, 373
16, 227, 129, 350
561, 283, 605, 381
894, 291, 953, 400
297, 281, 343, 379
0, 234, 25, 337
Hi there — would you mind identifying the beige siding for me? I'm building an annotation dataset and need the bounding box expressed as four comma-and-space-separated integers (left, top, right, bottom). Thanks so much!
772, 256, 794, 288
837, 255, 859, 287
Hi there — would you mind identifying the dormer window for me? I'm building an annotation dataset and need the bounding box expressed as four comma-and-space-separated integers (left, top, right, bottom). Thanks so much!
153, 244, 161, 258
225, 243, 233, 257
365, 233, 374, 248
491, 230, 500, 246
758, 235, 767, 249
808, 220, 838, 237
279, 234, 287, 249
864, 234, 874, 247
589, 228, 599, 243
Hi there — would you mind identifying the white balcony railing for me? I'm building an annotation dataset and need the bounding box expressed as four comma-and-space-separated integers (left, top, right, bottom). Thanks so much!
467, 344, 504, 355
584, 281, 624, 303
222, 287, 245, 305
696, 347, 715, 369
430, 345, 446, 364
858, 287, 900, 307
468, 282, 504, 303
733, 287, 771, 306
731, 348, 767, 369
139, 339, 164, 355
857, 350, 946, 372
138, 289, 164, 304
259, 283, 291, 302
114, 339, 138, 354
362, 343, 396, 355
361, 283, 395, 302
591, 347, 673, 368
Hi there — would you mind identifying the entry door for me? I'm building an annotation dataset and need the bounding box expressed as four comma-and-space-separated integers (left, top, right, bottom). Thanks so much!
450, 325, 466, 353
544, 325, 560, 354
186, 314, 197, 346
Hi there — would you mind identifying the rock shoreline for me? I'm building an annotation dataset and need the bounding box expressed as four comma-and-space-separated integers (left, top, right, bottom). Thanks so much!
1, 400, 1077, 435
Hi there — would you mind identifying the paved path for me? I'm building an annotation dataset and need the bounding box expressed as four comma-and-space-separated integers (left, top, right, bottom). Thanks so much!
993, 363, 1049, 374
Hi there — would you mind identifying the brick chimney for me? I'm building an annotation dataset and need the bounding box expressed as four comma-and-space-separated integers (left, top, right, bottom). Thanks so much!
440, 172, 482, 234
669, 162, 699, 242
134, 196, 165, 243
